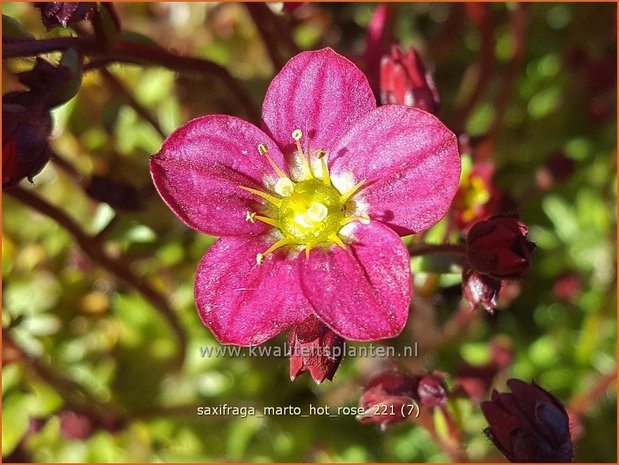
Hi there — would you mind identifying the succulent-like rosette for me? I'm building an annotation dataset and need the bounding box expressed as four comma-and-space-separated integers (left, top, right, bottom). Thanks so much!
150, 48, 460, 345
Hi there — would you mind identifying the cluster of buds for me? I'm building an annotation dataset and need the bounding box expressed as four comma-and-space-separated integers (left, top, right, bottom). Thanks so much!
462, 214, 536, 313
481, 379, 574, 462
3, 3, 88, 189
3, 49, 83, 188
357, 369, 448, 430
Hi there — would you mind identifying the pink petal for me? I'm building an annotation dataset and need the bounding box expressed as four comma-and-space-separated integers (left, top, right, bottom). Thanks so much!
300, 221, 411, 341
261, 48, 376, 155
195, 236, 312, 345
150, 115, 288, 236
330, 105, 461, 235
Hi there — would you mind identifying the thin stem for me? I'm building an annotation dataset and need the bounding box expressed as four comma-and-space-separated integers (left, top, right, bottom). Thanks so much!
87, 40, 260, 123
3, 331, 124, 425
408, 243, 467, 257
6, 186, 187, 367
99, 67, 166, 139
414, 406, 469, 462
244, 2, 287, 71
3, 36, 96, 58
568, 368, 617, 417
451, 6, 497, 133
477, 4, 528, 161
4, 36, 260, 123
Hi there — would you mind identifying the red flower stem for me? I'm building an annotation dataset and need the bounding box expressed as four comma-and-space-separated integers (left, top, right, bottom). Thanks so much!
476, 4, 528, 161
451, 6, 497, 134
244, 3, 299, 71
99, 67, 167, 139
87, 40, 261, 123
414, 408, 469, 462
4, 37, 260, 123
408, 243, 466, 257
50, 152, 83, 183
428, 4, 466, 64
2, 36, 97, 57
3, 331, 124, 425
439, 302, 482, 346
6, 186, 188, 368
568, 367, 617, 417
244, 2, 287, 71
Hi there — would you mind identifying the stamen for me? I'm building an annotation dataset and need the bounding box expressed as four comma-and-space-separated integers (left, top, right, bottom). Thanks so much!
245, 211, 256, 223
305, 242, 314, 258
254, 215, 280, 228
258, 143, 288, 179
306, 202, 328, 223
329, 233, 347, 250
256, 253, 265, 264
315, 149, 330, 186
339, 213, 371, 228
292, 129, 313, 179
340, 179, 366, 204
274, 178, 294, 197
262, 237, 292, 257
239, 186, 282, 207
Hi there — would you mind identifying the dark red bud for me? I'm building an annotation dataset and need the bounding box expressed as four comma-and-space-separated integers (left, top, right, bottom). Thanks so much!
466, 214, 536, 280
481, 379, 574, 462
380, 46, 440, 114
34, 2, 96, 30
357, 369, 417, 429
416, 372, 448, 408
288, 315, 344, 384
462, 268, 501, 313
3, 97, 53, 188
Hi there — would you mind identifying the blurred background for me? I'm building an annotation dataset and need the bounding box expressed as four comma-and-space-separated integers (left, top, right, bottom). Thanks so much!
2, 2, 617, 462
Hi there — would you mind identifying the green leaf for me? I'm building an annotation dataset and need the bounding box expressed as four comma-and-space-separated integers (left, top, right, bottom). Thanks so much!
2, 14, 34, 39
2, 393, 33, 456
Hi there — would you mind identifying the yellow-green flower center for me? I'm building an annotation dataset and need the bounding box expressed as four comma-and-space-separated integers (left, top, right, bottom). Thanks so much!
240, 130, 368, 263
278, 178, 345, 244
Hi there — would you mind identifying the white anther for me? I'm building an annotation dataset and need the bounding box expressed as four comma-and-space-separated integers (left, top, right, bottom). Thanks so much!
246, 211, 256, 223
274, 178, 294, 197
256, 253, 265, 265
292, 129, 303, 141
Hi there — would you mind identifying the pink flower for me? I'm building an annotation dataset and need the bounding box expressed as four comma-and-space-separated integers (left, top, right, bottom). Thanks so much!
150, 48, 460, 345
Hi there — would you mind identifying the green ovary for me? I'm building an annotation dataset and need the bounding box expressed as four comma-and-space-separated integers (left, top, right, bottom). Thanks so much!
277, 179, 345, 245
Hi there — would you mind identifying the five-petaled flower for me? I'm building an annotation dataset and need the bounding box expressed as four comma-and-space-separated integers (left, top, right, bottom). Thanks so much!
150, 48, 460, 346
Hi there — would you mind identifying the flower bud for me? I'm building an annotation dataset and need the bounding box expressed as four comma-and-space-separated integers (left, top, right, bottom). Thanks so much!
481, 379, 574, 462
357, 369, 417, 429
380, 46, 440, 114
34, 2, 96, 30
288, 315, 344, 384
2, 96, 53, 188
416, 372, 448, 408
462, 268, 501, 313
466, 214, 536, 280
